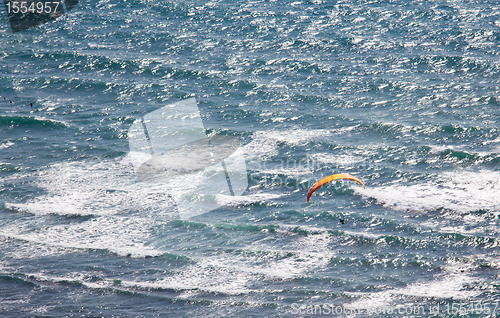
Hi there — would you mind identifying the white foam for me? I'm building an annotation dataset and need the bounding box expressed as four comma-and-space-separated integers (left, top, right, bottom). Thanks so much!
0, 141, 14, 150
5, 159, 177, 217
120, 232, 336, 295
257, 129, 332, 145
342, 229, 383, 240
121, 260, 254, 295
242, 129, 339, 162
120, 151, 152, 170
241, 131, 280, 162
243, 129, 371, 179
216, 193, 285, 207
26, 272, 117, 290
1, 216, 164, 258
429, 145, 453, 155
360, 170, 500, 214
308, 152, 366, 167
1, 238, 72, 260
36, 116, 70, 127
0, 159, 175, 258
1, 220, 340, 296
345, 261, 481, 313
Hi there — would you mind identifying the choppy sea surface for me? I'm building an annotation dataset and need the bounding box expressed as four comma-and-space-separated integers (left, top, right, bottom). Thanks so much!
1, 0, 500, 317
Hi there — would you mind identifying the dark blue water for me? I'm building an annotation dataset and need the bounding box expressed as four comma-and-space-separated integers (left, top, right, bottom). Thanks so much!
1, 0, 500, 316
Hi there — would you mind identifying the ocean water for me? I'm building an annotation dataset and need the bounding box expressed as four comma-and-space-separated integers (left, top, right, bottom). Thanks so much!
1, 0, 500, 317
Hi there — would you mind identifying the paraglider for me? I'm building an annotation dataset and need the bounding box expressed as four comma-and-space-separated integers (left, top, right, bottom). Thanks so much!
307, 173, 365, 203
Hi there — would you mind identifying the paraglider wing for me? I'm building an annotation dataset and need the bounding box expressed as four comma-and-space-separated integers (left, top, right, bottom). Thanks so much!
307, 173, 365, 203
